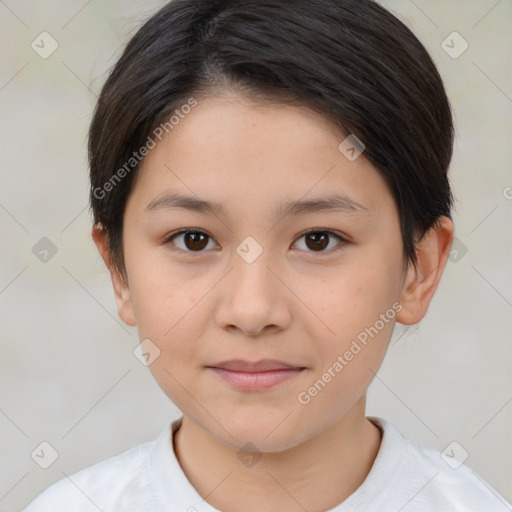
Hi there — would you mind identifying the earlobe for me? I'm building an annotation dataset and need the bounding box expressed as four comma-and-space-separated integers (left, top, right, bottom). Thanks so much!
91, 224, 137, 327
396, 216, 454, 325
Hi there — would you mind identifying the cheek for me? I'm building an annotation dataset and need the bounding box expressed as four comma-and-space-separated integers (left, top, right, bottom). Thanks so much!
129, 261, 207, 408
303, 256, 401, 344
297, 249, 401, 387
125, 242, 188, 330
125, 250, 206, 367
296, 283, 397, 424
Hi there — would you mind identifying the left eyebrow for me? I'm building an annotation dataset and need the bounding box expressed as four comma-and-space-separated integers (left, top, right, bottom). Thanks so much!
278, 193, 369, 217
144, 192, 369, 217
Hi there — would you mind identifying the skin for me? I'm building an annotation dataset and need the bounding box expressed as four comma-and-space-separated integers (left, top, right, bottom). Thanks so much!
93, 91, 453, 512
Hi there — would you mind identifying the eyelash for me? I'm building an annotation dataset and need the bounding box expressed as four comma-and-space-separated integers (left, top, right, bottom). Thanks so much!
163, 229, 347, 255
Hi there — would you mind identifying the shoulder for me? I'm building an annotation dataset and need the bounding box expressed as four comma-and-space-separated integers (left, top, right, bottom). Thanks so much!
371, 417, 512, 511
22, 438, 155, 512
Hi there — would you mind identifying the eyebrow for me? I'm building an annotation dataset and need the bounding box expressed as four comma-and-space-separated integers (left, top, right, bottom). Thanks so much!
145, 192, 369, 217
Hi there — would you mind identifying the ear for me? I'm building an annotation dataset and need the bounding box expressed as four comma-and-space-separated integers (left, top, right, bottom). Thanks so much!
91, 224, 137, 327
396, 216, 454, 325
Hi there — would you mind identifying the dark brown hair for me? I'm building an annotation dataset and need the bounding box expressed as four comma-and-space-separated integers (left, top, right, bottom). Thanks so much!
89, 0, 454, 278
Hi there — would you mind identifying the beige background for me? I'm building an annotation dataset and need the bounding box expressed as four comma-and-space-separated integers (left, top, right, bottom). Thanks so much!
0, 1, 511, 510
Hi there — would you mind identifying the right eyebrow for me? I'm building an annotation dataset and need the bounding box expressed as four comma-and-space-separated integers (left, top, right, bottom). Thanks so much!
145, 193, 223, 215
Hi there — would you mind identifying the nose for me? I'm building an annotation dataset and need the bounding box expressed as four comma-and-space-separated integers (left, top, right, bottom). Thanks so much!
214, 250, 292, 337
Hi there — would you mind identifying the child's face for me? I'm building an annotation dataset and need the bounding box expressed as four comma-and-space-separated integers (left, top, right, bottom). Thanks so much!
110, 93, 412, 451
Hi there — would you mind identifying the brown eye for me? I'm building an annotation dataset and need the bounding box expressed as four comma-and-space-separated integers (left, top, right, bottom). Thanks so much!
166, 229, 345, 254
293, 230, 345, 253
166, 230, 217, 252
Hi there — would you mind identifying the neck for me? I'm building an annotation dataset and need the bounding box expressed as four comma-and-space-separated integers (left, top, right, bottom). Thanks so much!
173, 398, 382, 512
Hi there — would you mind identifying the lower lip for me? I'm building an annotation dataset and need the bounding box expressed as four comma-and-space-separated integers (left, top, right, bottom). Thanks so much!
208, 367, 304, 390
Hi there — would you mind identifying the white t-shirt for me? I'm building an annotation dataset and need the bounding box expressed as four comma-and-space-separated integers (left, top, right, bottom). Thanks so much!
22, 416, 512, 512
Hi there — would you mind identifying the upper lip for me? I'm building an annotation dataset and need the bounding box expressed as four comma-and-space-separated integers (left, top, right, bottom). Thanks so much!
207, 359, 305, 373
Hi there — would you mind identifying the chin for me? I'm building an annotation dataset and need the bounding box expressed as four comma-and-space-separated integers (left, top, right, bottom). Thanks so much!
207, 407, 307, 452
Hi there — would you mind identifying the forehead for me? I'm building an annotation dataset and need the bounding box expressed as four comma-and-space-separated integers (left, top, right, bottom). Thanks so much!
149, 94, 345, 170
128, 94, 393, 217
